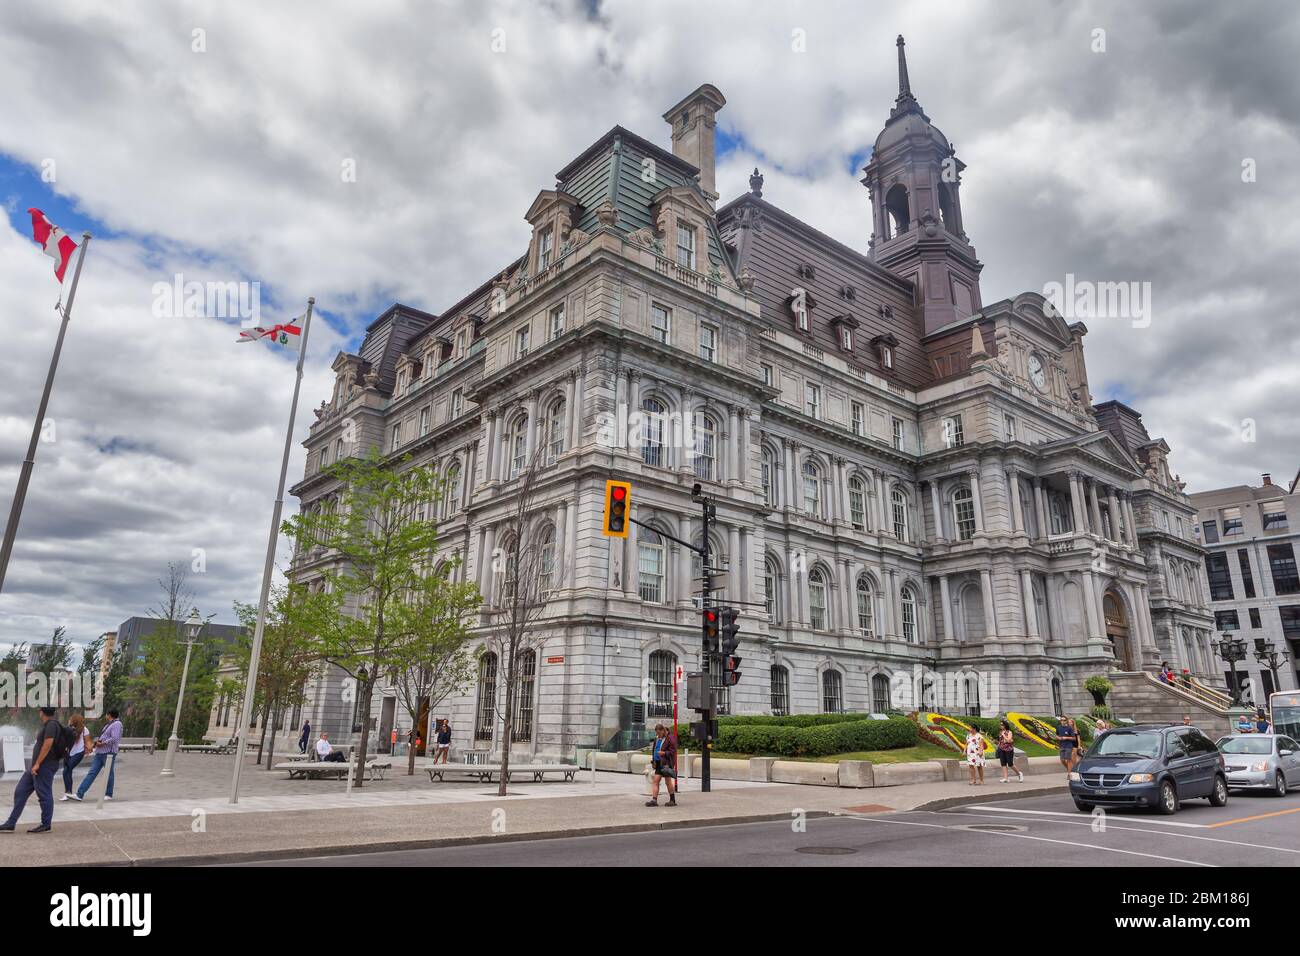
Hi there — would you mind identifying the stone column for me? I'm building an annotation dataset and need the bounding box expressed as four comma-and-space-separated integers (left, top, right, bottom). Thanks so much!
482, 524, 497, 604
1008, 468, 1025, 534
1125, 495, 1140, 547
565, 370, 579, 452
627, 369, 640, 419
728, 524, 741, 599
463, 441, 477, 510
874, 471, 888, 532
842, 558, 856, 633
1021, 570, 1040, 640
624, 525, 637, 598
1033, 477, 1048, 539
979, 569, 999, 639
1068, 472, 1086, 534
939, 574, 954, 643
785, 440, 798, 512
729, 405, 741, 483
677, 514, 692, 605
969, 471, 985, 534
566, 497, 578, 589
1088, 480, 1104, 537
484, 410, 499, 483
1081, 570, 1101, 639
836, 457, 850, 525
929, 480, 945, 542
525, 389, 540, 462
884, 569, 898, 639
738, 528, 750, 603
1107, 487, 1121, 543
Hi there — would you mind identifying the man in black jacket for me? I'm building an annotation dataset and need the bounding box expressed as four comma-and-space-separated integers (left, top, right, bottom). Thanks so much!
1, 707, 62, 833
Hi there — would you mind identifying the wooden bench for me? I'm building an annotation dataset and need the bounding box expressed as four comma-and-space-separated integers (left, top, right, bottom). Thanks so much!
424, 763, 580, 784
274, 759, 391, 781
179, 737, 238, 755
117, 737, 156, 755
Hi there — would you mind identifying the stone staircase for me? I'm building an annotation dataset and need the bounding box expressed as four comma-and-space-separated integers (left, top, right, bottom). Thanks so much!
1107, 672, 1239, 737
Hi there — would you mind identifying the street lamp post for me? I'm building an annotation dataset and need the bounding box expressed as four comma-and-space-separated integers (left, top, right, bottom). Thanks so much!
1213, 633, 1249, 707
1254, 637, 1292, 696
160, 609, 204, 777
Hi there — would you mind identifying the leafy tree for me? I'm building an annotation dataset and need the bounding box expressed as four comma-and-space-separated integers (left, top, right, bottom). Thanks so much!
282, 450, 450, 787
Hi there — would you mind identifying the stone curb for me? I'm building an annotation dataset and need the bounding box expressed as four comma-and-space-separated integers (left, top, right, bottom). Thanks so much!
910, 783, 1069, 813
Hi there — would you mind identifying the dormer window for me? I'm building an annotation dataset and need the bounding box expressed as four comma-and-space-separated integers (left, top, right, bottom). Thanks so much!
840, 327, 853, 351
881, 345, 893, 369
870, 332, 899, 373
787, 288, 817, 334
537, 227, 554, 272
676, 223, 697, 270
455, 328, 468, 360
830, 313, 859, 353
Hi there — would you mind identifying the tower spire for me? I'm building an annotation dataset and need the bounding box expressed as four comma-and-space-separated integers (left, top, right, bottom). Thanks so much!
891, 34, 926, 119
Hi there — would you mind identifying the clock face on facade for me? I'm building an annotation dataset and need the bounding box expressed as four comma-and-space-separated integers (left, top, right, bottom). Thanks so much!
1028, 354, 1047, 391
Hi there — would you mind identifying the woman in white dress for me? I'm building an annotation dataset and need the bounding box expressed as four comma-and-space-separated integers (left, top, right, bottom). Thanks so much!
965, 729, 987, 785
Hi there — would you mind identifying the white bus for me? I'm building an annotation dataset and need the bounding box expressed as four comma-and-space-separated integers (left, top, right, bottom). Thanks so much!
1269, 691, 1300, 740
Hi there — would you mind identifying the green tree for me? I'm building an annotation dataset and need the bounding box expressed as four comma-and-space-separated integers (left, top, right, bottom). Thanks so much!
282, 450, 448, 787
124, 562, 199, 746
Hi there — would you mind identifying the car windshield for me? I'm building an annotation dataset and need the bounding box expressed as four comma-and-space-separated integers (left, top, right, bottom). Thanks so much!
1091, 731, 1160, 758
1217, 737, 1273, 755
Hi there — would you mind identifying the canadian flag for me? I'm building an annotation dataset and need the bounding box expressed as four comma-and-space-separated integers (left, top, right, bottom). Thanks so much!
27, 208, 78, 284
237, 320, 302, 352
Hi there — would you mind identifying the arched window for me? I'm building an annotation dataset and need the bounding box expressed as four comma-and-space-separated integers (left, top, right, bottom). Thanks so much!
871, 673, 891, 713
809, 568, 828, 630
474, 652, 498, 741
848, 475, 866, 529
693, 413, 718, 481
537, 523, 557, 594
891, 487, 909, 541
953, 487, 976, 540
443, 462, 462, 519
802, 461, 822, 517
506, 412, 529, 477
822, 670, 843, 713
885, 183, 910, 238
1050, 676, 1063, 715
1049, 492, 1073, 535
856, 576, 875, 636
511, 650, 537, 742
963, 675, 981, 717
761, 447, 775, 507
901, 585, 917, 642
640, 398, 666, 467
648, 650, 677, 718
763, 557, 779, 622
545, 397, 566, 463
770, 665, 790, 716
638, 528, 665, 603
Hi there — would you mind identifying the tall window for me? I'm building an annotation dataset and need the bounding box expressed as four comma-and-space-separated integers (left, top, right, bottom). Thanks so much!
805, 383, 821, 419
546, 398, 566, 463
443, 463, 462, 518
953, 487, 976, 541
455, 329, 468, 359
676, 223, 696, 270
687, 411, 716, 478
638, 529, 665, 603
419, 406, 430, 437
1220, 506, 1243, 536
390, 422, 402, 451
474, 652, 498, 740
802, 461, 822, 517
1050, 493, 1073, 535
943, 415, 964, 449
901, 586, 917, 642
648, 650, 677, 718
872, 674, 890, 713
809, 568, 828, 630
840, 326, 854, 351
549, 303, 565, 341
508, 413, 529, 477
1004, 413, 1017, 440
856, 576, 874, 636
334, 437, 345, 462
450, 389, 463, 419
651, 304, 671, 344
848, 476, 866, 529
698, 323, 718, 362
640, 398, 666, 467
763, 558, 778, 622
891, 488, 908, 540
892, 417, 905, 451
537, 227, 554, 271
1268, 544, 1300, 595
770, 666, 790, 717
514, 325, 531, 360
1205, 553, 1233, 601
761, 448, 775, 506
851, 402, 865, 436
822, 670, 842, 713
1237, 550, 1256, 599
537, 524, 557, 594
511, 651, 536, 742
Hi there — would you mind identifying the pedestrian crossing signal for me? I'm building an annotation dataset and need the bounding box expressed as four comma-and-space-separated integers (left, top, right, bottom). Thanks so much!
603, 480, 631, 538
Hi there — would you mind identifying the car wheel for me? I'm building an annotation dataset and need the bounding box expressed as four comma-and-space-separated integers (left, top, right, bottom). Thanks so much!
1273, 772, 1287, 798
1209, 775, 1229, 807
1157, 779, 1178, 815
1073, 798, 1094, 812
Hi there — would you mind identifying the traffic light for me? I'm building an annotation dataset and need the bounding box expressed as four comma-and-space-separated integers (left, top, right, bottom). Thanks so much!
602, 480, 631, 537
702, 607, 719, 654
724, 654, 742, 687
719, 607, 742, 686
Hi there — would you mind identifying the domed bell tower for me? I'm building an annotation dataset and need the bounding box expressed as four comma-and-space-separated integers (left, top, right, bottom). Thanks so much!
862, 36, 983, 336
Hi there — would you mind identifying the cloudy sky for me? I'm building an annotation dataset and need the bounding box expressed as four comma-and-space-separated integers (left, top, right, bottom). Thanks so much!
1, 0, 1296, 652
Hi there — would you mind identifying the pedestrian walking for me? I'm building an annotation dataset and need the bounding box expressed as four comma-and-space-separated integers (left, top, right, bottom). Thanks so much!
965, 728, 987, 785
645, 724, 678, 807
69, 709, 122, 802
1066, 717, 1084, 769
60, 713, 92, 799
1, 707, 66, 833
434, 720, 451, 764
996, 720, 1023, 783
1055, 716, 1079, 773
298, 720, 311, 754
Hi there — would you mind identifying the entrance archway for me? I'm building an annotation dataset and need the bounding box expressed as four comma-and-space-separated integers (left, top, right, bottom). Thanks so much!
1103, 590, 1134, 671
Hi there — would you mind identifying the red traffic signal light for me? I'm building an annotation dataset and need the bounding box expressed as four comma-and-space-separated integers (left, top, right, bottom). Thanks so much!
602, 480, 631, 538
703, 607, 719, 652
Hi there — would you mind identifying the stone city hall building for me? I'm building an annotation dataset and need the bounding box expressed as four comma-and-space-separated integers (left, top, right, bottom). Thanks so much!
285, 40, 1214, 760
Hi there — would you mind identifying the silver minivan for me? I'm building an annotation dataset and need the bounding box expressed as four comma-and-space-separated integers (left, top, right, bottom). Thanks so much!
1216, 734, 1300, 796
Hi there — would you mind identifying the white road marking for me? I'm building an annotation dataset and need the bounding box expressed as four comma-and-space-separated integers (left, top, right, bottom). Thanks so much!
959, 804, 1207, 828
841, 813, 1215, 867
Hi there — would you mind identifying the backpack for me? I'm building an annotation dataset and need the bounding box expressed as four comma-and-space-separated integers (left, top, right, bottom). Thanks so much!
49, 722, 79, 760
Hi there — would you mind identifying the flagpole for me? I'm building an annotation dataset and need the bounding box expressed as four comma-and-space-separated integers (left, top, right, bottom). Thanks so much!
0, 233, 91, 597
229, 297, 315, 804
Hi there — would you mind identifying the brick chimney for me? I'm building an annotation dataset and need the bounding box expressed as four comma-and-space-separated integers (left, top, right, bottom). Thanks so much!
663, 84, 726, 204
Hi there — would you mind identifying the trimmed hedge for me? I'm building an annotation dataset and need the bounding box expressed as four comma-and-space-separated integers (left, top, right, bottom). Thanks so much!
673, 714, 917, 758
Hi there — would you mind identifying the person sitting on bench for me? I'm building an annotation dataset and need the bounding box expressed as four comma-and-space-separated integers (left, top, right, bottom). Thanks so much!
315, 732, 340, 762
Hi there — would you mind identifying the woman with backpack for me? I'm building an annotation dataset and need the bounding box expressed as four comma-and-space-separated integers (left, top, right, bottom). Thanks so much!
59, 713, 93, 800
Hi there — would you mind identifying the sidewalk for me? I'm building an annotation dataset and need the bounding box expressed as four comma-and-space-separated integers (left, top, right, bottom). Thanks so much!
0, 751, 1066, 866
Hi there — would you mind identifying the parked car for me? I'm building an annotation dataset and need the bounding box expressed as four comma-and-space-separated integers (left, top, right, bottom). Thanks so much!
1216, 733, 1300, 796
1070, 724, 1228, 815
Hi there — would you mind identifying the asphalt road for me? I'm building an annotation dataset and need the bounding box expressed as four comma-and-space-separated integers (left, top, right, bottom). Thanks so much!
236, 788, 1300, 867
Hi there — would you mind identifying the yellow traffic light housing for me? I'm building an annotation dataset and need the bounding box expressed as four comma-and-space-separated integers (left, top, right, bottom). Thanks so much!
602, 480, 631, 537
